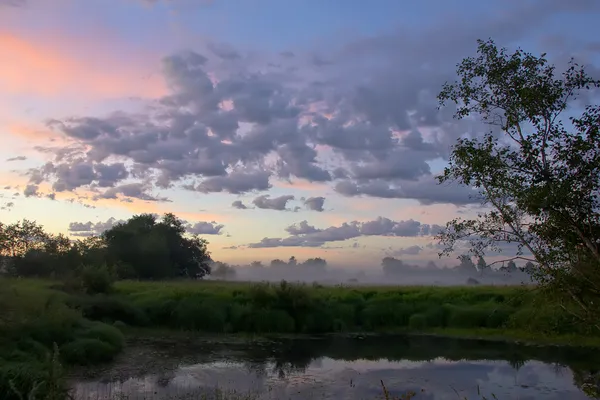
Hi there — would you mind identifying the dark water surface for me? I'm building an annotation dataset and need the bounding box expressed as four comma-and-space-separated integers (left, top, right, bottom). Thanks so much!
70, 334, 600, 399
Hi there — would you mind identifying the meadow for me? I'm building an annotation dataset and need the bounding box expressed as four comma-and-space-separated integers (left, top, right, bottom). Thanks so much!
1, 277, 598, 399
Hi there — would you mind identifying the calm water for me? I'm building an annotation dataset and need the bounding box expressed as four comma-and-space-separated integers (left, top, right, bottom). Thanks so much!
70, 334, 600, 399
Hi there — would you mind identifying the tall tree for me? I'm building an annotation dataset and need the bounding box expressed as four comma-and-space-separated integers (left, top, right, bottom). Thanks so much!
456, 254, 477, 275
102, 213, 211, 279
436, 39, 600, 326
476, 256, 488, 273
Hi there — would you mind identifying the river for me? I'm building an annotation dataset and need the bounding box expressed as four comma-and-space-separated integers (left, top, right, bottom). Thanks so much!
70, 334, 600, 399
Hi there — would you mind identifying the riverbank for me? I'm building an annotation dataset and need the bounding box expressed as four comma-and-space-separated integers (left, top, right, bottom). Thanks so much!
2, 277, 599, 399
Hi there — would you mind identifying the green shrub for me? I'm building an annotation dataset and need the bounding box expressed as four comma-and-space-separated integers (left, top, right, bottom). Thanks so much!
60, 338, 117, 365
250, 309, 295, 333
172, 297, 227, 331
81, 264, 114, 295
361, 299, 414, 329
0, 362, 48, 400
0, 345, 70, 400
486, 306, 514, 328
113, 320, 127, 329
69, 295, 148, 326
78, 322, 125, 351
132, 295, 178, 325
16, 308, 81, 347
445, 305, 490, 329
408, 314, 428, 330
507, 305, 579, 335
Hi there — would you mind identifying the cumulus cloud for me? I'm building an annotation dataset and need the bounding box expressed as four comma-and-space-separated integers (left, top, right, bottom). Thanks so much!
285, 220, 320, 235
303, 196, 325, 212
195, 169, 271, 194
231, 200, 247, 209
6, 156, 27, 161
95, 183, 169, 202
23, 184, 39, 197
252, 194, 295, 211
18, 0, 599, 214
249, 217, 441, 248
68, 217, 124, 237
389, 245, 423, 256
1, 201, 15, 210
185, 221, 224, 235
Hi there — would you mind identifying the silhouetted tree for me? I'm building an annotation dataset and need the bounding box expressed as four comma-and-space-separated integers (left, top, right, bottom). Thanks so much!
456, 255, 477, 275
382, 257, 407, 276
270, 259, 287, 268
302, 257, 327, 271
476, 256, 489, 273
102, 213, 211, 280
211, 261, 236, 279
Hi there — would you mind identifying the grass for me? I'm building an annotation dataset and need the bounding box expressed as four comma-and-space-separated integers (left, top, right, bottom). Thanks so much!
0, 278, 125, 399
1, 277, 598, 399
9, 278, 599, 343
77, 279, 595, 342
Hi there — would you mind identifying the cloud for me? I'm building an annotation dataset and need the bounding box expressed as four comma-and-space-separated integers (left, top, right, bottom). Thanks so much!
285, 220, 320, 235
1, 201, 15, 210
95, 183, 169, 202
195, 169, 272, 194
13, 0, 599, 214
68, 217, 124, 237
29, 160, 129, 192
231, 200, 247, 209
23, 184, 39, 197
303, 196, 325, 212
6, 156, 26, 162
252, 194, 295, 211
334, 178, 481, 206
185, 221, 224, 235
249, 217, 439, 248
389, 245, 423, 256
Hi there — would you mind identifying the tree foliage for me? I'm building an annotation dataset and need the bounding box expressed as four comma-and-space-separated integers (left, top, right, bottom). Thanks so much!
0, 213, 212, 281
101, 213, 211, 279
436, 38, 600, 326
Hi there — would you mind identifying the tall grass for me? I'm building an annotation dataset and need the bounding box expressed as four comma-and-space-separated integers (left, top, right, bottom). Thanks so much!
0, 278, 125, 399
60, 279, 593, 338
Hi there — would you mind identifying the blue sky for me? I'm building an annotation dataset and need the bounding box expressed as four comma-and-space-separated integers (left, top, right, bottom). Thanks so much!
0, 0, 599, 267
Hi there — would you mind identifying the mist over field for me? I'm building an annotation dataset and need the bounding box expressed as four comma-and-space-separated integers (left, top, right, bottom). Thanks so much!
209, 257, 534, 286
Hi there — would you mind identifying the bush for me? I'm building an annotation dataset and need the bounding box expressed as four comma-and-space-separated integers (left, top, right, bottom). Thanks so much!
445, 305, 490, 329
507, 305, 580, 335
78, 322, 124, 351
0, 345, 70, 400
60, 338, 117, 365
172, 297, 227, 331
81, 264, 114, 295
361, 300, 414, 330
408, 314, 428, 330
68, 295, 148, 326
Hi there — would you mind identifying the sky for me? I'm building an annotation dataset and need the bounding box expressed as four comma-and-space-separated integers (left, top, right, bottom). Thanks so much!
0, 0, 599, 268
